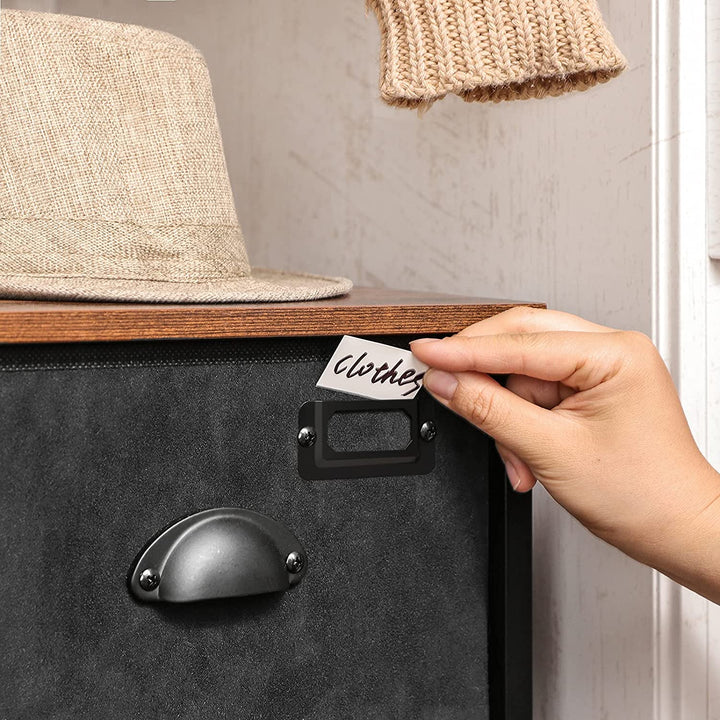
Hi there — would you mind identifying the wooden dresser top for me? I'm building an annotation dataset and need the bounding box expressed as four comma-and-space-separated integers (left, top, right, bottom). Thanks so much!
0, 287, 544, 344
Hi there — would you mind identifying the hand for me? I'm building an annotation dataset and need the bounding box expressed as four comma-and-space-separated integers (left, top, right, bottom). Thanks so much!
410, 307, 720, 603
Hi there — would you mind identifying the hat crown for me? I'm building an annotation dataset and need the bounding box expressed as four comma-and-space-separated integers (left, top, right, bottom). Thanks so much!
0, 10, 250, 283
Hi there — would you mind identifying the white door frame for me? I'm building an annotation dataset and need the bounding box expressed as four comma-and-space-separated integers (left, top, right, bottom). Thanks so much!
652, 1, 720, 718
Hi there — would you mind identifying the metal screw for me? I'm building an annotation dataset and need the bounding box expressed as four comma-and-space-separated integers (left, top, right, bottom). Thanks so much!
139, 568, 160, 592
286, 551, 305, 574
420, 421, 437, 442
297, 426, 317, 447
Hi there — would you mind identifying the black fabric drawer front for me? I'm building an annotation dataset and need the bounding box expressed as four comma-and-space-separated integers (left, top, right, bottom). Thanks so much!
0, 337, 509, 720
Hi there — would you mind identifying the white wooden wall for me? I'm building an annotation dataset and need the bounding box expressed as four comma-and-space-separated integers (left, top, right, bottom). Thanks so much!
5, 0, 718, 717
710, 1, 720, 262
668, 2, 720, 718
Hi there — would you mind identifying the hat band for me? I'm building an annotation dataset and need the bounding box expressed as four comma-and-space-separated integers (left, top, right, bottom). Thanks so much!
0, 217, 251, 282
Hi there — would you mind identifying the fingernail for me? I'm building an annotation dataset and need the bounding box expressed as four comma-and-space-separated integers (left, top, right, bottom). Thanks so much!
504, 459, 523, 492
423, 369, 458, 401
410, 338, 441, 346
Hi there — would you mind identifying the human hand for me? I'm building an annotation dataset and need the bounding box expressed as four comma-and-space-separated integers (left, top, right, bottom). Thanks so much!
410, 307, 720, 602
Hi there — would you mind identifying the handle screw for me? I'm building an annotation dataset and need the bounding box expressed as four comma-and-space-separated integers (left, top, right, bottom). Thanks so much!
420, 421, 437, 442
286, 551, 305, 574
297, 426, 317, 447
139, 568, 160, 592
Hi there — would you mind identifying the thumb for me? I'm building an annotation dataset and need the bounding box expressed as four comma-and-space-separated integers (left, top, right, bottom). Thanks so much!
496, 442, 537, 493
423, 368, 570, 463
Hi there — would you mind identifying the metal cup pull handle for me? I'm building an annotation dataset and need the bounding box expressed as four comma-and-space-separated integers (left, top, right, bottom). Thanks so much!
128, 508, 306, 603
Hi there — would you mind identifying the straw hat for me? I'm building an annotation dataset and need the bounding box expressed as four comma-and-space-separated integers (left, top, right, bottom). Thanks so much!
0, 10, 352, 303
367, 0, 627, 107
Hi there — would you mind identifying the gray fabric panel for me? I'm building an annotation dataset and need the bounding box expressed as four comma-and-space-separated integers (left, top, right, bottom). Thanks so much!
0, 339, 490, 720
327, 409, 411, 452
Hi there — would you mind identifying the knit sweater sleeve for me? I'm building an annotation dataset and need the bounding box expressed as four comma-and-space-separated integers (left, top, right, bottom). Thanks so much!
367, 0, 626, 107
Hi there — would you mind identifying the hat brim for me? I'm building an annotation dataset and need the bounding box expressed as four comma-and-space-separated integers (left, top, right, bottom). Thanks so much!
0, 268, 353, 303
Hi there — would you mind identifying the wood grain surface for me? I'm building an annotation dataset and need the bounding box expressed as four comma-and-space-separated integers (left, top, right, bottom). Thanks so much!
0, 288, 544, 344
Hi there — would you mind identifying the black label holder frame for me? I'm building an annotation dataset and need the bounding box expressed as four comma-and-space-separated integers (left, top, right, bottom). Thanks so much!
297, 395, 436, 481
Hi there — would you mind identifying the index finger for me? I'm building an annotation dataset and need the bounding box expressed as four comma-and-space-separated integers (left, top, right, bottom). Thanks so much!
411, 331, 626, 392
456, 306, 617, 337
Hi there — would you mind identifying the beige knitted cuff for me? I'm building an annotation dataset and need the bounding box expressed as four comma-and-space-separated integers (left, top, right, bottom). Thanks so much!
368, 0, 627, 107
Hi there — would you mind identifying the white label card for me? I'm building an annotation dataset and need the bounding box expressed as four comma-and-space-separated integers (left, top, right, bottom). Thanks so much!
316, 336, 429, 400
